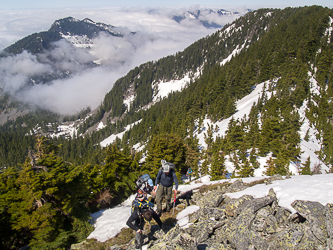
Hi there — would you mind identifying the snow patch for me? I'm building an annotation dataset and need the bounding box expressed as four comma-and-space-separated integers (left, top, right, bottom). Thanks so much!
220, 41, 247, 66
152, 74, 191, 102
100, 119, 142, 147
96, 122, 106, 131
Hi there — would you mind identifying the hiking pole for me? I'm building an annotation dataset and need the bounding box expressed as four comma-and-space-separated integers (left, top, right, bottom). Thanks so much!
172, 193, 176, 216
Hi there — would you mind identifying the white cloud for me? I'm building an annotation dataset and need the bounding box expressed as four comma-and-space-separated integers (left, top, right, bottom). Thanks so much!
1, 51, 51, 76
35, 40, 97, 74
91, 32, 136, 67
0, 51, 52, 95
17, 67, 118, 115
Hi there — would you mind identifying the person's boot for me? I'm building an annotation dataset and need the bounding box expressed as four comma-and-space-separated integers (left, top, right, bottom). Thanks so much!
166, 202, 172, 212
135, 232, 142, 250
162, 223, 168, 233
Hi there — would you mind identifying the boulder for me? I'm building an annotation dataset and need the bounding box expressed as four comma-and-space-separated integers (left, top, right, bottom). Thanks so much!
325, 203, 333, 238
224, 194, 254, 217
225, 179, 247, 193
226, 195, 275, 249
291, 200, 328, 244
251, 206, 278, 234
194, 189, 225, 208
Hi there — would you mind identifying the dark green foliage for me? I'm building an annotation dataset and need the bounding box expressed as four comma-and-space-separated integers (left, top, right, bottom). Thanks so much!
0, 137, 94, 249
237, 159, 255, 177
143, 133, 186, 180
101, 145, 138, 205
184, 134, 201, 179
210, 150, 226, 181
300, 157, 312, 175
264, 157, 278, 176
0, 137, 143, 249
3, 31, 62, 55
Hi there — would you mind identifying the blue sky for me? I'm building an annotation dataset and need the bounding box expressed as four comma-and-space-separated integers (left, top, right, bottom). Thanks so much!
1, 0, 332, 10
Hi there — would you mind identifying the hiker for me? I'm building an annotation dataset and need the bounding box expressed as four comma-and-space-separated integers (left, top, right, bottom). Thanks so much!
186, 167, 193, 182
126, 194, 162, 250
153, 160, 179, 215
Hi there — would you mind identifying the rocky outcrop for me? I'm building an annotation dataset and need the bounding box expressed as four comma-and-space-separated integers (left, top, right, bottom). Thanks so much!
123, 178, 333, 249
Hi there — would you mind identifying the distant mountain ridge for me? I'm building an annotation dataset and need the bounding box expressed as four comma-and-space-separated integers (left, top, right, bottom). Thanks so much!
2, 17, 122, 55
79, 5, 333, 176
1, 8, 247, 57
92, 8, 272, 122
50, 17, 121, 38
172, 8, 248, 28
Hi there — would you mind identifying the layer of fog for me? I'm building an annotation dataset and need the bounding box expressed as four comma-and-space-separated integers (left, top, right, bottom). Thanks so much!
0, 7, 246, 115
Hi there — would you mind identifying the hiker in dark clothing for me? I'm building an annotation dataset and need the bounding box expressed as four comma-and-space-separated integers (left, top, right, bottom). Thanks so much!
153, 160, 179, 215
126, 197, 162, 250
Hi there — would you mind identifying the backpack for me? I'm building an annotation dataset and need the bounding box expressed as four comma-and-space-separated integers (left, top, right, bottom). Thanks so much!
136, 173, 152, 189
131, 198, 154, 214
188, 168, 193, 174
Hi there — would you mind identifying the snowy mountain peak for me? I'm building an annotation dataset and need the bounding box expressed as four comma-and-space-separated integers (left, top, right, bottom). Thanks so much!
49, 17, 122, 39
172, 8, 248, 29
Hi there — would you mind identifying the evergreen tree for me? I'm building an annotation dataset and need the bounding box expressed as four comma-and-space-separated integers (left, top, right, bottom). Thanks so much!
237, 159, 254, 177
144, 133, 186, 179
210, 150, 226, 180
264, 157, 277, 176
300, 157, 312, 175
1, 137, 93, 249
102, 145, 138, 205
200, 158, 210, 177
184, 135, 201, 179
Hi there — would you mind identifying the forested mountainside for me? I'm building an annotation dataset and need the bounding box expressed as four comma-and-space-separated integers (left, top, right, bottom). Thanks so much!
1, 6, 333, 249
91, 8, 272, 119
83, 5, 333, 174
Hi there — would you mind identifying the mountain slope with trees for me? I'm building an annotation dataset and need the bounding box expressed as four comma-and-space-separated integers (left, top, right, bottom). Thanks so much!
84, 5, 333, 176
1, 5, 333, 249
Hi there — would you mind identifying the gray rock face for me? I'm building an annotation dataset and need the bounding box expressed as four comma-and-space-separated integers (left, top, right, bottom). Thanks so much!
326, 203, 333, 239
251, 206, 278, 234
225, 179, 247, 193
291, 200, 328, 244
118, 181, 333, 249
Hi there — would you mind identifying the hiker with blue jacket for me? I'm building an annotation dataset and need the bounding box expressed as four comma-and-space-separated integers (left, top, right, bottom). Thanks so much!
153, 160, 179, 215
186, 167, 193, 182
